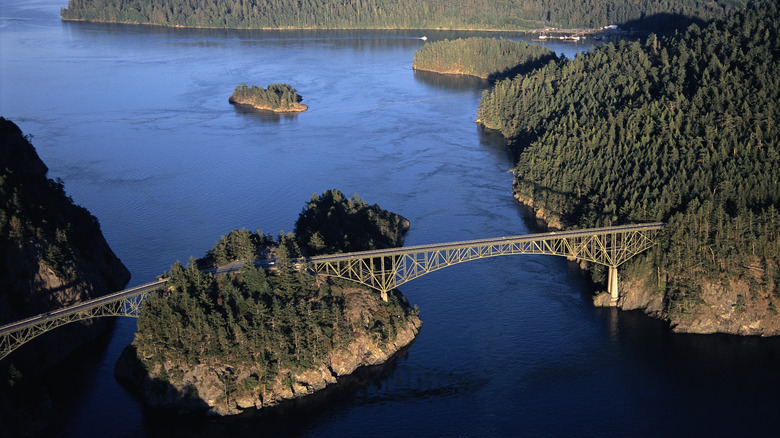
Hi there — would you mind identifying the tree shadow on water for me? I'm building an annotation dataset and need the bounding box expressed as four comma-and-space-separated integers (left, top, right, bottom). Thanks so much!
412, 69, 490, 92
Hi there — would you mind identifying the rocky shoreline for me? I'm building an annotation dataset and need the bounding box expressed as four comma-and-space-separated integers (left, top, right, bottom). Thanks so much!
228, 96, 308, 113
511, 188, 780, 336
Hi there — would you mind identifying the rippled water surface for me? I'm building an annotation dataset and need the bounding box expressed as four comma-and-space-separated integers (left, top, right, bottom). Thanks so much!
3, 1, 780, 436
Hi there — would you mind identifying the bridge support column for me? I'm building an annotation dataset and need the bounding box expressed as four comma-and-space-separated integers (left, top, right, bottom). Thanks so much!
380, 290, 388, 302
608, 265, 619, 305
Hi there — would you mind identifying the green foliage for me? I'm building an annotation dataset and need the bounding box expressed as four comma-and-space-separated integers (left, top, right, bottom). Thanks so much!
61, 0, 746, 31
413, 37, 557, 80
0, 165, 97, 260
478, 2, 780, 309
733, 294, 747, 313
137, 259, 332, 374
203, 228, 272, 267
294, 189, 408, 256
135, 256, 414, 381
229, 83, 303, 111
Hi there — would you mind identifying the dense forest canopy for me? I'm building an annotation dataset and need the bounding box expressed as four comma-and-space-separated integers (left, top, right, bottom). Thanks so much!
200, 228, 273, 268
478, 2, 779, 315
294, 189, 409, 256
134, 255, 416, 395
413, 37, 557, 80
61, 0, 747, 31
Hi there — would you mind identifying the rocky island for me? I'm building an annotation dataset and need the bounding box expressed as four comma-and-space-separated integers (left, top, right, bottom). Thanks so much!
229, 83, 307, 113
115, 190, 420, 415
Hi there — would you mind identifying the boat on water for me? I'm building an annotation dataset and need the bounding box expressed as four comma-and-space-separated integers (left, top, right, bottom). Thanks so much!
535, 34, 582, 42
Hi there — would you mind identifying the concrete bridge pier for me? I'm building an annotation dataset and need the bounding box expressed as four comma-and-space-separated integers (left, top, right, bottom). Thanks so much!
608, 265, 619, 305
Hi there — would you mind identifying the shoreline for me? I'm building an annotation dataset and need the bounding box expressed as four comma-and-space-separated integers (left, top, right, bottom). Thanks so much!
60, 17, 627, 36
412, 65, 489, 80
228, 98, 308, 114
504, 153, 780, 337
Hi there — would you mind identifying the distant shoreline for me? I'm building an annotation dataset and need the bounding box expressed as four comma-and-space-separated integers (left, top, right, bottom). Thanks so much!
60, 17, 628, 36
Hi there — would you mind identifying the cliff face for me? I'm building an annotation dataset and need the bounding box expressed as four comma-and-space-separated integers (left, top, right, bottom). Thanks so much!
594, 269, 780, 336
0, 117, 131, 368
115, 287, 422, 416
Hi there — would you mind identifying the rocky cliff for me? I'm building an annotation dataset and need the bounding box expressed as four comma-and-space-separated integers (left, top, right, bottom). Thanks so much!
593, 266, 780, 336
0, 117, 131, 366
0, 117, 131, 435
114, 189, 420, 415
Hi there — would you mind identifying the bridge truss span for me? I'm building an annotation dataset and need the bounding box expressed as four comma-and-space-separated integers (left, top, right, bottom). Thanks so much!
309, 223, 664, 301
0, 280, 166, 362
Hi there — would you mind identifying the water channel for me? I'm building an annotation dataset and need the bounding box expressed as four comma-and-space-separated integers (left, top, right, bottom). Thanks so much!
2, 1, 780, 436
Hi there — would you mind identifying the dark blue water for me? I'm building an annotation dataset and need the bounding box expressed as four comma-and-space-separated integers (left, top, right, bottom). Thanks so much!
3, 1, 780, 436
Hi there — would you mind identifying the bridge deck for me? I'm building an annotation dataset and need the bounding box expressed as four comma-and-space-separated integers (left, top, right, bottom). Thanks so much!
308, 222, 664, 262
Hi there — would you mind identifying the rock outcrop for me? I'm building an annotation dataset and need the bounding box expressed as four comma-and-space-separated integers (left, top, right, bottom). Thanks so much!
595, 269, 780, 336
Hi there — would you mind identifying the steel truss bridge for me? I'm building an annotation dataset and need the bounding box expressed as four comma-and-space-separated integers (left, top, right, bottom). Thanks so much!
0, 223, 662, 361
308, 223, 663, 301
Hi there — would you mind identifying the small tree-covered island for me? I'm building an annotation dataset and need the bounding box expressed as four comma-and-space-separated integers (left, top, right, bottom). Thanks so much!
115, 190, 420, 416
413, 37, 557, 80
229, 83, 308, 113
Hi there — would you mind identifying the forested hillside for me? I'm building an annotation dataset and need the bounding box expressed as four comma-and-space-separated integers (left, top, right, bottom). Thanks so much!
130, 190, 413, 376
0, 117, 130, 330
477, 2, 780, 334
61, 0, 745, 31
116, 191, 420, 414
413, 37, 557, 80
